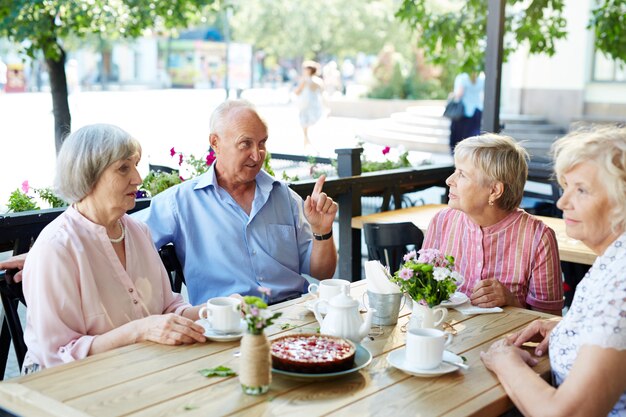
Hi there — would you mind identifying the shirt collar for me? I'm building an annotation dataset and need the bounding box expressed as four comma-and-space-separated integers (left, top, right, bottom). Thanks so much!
462, 208, 524, 234
193, 164, 279, 192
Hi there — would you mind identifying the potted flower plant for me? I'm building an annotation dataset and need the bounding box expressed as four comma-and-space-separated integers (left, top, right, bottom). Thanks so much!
391, 248, 464, 329
238, 288, 282, 395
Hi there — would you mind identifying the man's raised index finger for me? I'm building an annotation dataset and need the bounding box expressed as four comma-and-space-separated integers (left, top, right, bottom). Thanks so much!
312, 174, 326, 195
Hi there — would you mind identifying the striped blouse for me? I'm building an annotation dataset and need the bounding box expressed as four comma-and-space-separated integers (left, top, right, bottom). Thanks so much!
423, 208, 563, 311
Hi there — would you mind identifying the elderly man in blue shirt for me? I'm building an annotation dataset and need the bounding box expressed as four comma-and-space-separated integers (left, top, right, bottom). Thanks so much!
135, 99, 338, 305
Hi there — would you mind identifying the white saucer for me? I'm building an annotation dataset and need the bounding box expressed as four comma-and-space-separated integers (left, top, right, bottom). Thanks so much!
195, 319, 246, 342
440, 292, 469, 307
387, 348, 465, 377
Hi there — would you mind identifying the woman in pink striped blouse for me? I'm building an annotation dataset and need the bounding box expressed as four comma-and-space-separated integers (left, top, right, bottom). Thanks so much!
423, 134, 563, 315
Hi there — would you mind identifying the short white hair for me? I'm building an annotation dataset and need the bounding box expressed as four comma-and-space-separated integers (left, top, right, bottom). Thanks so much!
209, 99, 267, 137
54, 124, 141, 203
454, 133, 529, 212
552, 125, 626, 233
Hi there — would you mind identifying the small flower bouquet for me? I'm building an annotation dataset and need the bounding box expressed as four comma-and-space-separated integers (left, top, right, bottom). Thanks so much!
239, 288, 282, 395
241, 288, 282, 335
391, 248, 463, 307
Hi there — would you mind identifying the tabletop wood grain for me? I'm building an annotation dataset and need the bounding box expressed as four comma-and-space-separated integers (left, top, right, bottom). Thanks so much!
0, 281, 554, 417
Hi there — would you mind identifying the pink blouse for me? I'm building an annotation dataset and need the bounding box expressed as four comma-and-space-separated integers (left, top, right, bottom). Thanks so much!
23, 206, 190, 369
423, 208, 563, 311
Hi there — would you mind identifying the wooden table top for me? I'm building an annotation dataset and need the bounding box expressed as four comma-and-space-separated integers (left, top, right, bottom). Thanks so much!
352, 204, 596, 266
0, 281, 554, 417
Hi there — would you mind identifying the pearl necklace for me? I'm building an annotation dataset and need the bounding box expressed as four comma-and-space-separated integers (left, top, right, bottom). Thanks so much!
109, 220, 125, 243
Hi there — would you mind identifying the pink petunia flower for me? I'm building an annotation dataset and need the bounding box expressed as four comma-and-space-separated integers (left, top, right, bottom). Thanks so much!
21, 180, 30, 194
382, 146, 390, 155
258, 286, 271, 297
178, 153, 183, 166
206, 150, 216, 166
170, 147, 176, 157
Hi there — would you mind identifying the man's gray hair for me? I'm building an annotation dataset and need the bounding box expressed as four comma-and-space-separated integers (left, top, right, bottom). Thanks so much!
209, 99, 267, 136
54, 124, 141, 204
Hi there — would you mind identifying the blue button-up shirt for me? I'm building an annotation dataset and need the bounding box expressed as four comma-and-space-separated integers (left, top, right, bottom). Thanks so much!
133, 166, 313, 305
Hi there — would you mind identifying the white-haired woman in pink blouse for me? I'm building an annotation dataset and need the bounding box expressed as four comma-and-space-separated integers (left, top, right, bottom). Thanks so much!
22, 124, 206, 372
423, 134, 563, 315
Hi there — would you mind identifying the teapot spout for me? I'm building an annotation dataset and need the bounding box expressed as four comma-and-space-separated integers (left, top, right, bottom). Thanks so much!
359, 308, 376, 340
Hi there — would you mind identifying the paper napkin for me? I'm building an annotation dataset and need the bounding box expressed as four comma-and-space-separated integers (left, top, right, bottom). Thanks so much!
364, 260, 402, 294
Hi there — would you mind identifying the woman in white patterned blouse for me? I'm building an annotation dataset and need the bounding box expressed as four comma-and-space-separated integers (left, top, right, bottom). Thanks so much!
481, 126, 626, 417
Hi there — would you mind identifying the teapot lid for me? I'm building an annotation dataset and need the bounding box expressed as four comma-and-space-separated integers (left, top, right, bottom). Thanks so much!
329, 285, 358, 308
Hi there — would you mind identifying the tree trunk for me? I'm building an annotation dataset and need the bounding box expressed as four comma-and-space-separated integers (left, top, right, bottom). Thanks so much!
45, 46, 71, 154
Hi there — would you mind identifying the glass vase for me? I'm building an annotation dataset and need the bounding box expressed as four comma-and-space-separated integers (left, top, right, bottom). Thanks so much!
239, 332, 271, 395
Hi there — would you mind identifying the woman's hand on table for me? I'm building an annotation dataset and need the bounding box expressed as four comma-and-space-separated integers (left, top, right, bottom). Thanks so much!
470, 278, 518, 308
480, 338, 538, 372
136, 314, 206, 345
506, 319, 560, 357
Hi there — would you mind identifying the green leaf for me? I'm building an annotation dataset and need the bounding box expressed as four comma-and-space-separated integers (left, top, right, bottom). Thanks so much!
198, 366, 236, 377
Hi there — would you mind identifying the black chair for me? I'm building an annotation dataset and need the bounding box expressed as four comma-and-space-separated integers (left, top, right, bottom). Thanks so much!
0, 269, 26, 379
158, 244, 186, 293
363, 222, 425, 275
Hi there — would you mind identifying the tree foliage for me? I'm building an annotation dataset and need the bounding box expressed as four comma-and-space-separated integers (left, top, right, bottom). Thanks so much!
589, 0, 626, 63
0, 0, 217, 151
229, 0, 415, 61
395, 0, 572, 73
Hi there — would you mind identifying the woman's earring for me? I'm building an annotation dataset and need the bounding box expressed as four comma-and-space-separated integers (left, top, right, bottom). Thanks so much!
488, 199, 494, 206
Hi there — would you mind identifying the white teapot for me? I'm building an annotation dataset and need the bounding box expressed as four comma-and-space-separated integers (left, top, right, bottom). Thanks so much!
312, 286, 375, 343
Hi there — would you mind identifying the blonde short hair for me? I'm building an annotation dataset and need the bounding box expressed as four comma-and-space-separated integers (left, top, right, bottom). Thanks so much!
454, 134, 529, 211
552, 125, 626, 233
54, 124, 141, 204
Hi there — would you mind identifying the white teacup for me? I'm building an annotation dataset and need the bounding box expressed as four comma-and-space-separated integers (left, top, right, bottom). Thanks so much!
199, 297, 241, 333
308, 279, 350, 301
405, 328, 453, 370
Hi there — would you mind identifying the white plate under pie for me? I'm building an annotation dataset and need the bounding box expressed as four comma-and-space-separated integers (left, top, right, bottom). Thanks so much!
195, 319, 246, 342
387, 348, 466, 377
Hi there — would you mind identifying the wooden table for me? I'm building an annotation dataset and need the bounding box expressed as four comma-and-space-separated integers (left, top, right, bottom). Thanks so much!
352, 204, 596, 266
0, 281, 553, 417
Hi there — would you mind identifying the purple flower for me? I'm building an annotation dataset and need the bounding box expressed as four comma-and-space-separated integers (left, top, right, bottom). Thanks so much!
403, 250, 417, 262
21, 180, 29, 194
135, 190, 147, 198
250, 306, 259, 317
258, 286, 271, 297
170, 147, 176, 157
417, 248, 439, 264
399, 268, 414, 281
382, 146, 390, 155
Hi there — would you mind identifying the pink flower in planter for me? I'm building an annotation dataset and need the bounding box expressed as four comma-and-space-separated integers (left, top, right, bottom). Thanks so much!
170, 147, 176, 157
21, 180, 30, 194
382, 146, 390, 155
206, 150, 216, 166
178, 154, 183, 166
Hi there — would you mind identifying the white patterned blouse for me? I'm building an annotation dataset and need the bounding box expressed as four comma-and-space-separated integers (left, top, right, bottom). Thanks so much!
549, 232, 626, 416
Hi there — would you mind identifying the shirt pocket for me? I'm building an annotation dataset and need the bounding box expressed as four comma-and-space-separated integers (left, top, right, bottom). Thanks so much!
267, 224, 300, 270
